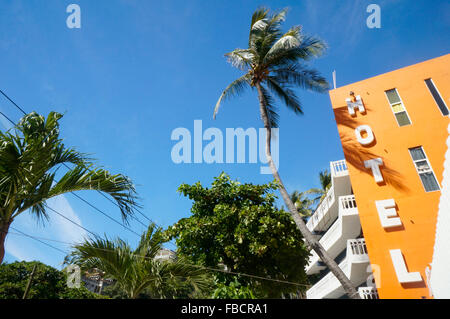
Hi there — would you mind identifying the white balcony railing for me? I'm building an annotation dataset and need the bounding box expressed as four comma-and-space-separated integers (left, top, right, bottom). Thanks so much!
348, 238, 368, 257
307, 258, 349, 299
358, 287, 379, 299
306, 185, 335, 231
306, 218, 342, 273
340, 195, 357, 214
306, 195, 360, 274
331, 160, 348, 178
307, 239, 369, 299
306, 160, 349, 232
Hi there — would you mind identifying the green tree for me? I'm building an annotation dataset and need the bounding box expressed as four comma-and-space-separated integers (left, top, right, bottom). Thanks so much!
65, 223, 211, 299
212, 7, 358, 298
166, 173, 310, 298
211, 276, 256, 299
290, 190, 314, 218
0, 261, 104, 299
0, 112, 139, 264
307, 169, 332, 204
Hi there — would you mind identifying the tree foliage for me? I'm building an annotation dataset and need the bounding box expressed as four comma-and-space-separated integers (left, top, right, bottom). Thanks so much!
0, 261, 104, 299
165, 173, 310, 298
0, 112, 140, 264
307, 169, 332, 204
213, 7, 329, 127
65, 223, 212, 299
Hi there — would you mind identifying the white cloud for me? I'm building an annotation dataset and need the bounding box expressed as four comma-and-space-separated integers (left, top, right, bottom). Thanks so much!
4, 194, 87, 266
46, 195, 88, 244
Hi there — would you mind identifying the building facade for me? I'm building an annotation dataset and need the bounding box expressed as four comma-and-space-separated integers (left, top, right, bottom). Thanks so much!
327, 54, 450, 299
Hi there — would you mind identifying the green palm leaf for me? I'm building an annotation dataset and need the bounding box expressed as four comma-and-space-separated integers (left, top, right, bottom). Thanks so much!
0, 112, 139, 264
65, 223, 211, 299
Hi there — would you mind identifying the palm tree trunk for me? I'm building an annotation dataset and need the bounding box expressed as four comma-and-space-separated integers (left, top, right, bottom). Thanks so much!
255, 83, 359, 299
0, 220, 11, 264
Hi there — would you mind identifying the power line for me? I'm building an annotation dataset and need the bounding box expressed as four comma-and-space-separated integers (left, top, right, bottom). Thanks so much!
0, 90, 150, 238
0, 89, 178, 250
7, 227, 68, 255
68, 192, 142, 237
0, 110, 15, 126
44, 204, 100, 238
97, 190, 153, 224
3, 228, 311, 289
0, 89, 27, 115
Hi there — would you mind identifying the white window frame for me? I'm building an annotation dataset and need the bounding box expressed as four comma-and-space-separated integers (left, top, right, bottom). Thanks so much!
408, 146, 441, 192
424, 78, 449, 117
384, 88, 412, 127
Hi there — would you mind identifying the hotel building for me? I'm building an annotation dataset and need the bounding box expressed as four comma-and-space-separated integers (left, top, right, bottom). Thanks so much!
306, 54, 450, 299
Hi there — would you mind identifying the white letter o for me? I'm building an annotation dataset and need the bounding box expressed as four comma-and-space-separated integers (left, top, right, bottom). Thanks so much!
355, 125, 375, 145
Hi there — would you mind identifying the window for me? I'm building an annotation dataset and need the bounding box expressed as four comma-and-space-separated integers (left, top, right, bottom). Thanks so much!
409, 147, 440, 192
425, 78, 449, 116
385, 89, 411, 126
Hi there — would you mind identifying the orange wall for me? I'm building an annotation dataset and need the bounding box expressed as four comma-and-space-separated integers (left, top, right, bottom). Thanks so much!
329, 54, 450, 299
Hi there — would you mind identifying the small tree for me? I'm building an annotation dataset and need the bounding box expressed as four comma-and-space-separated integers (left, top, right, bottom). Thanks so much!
65, 223, 212, 299
166, 173, 310, 298
0, 261, 104, 299
0, 112, 139, 264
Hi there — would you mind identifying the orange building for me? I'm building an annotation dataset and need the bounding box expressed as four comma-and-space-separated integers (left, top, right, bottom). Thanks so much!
329, 54, 450, 298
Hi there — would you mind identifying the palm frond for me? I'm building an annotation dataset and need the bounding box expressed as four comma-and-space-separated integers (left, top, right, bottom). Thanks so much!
259, 85, 279, 128
272, 63, 329, 92
249, 7, 269, 31
66, 224, 211, 299
224, 49, 256, 70
213, 74, 251, 119
249, 8, 288, 61
49, 166, 138, 221
264, 35, 327, 67
264, 25, 302, 60
266, 77, 302, 115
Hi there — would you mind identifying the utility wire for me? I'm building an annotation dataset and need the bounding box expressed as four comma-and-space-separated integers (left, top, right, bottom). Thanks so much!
3, 228, 311, 289
0, 110, 15, 126
44, 204, 100, 238
0, 90, 150, 238
0, 90, 176, 248
0, 89, 27, 114
68, 192, 142, 237
1, 88, 153, 227
7, 227, 68, 255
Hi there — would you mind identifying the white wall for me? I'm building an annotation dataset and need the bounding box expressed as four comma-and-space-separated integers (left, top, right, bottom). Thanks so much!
430, 123, 450, 298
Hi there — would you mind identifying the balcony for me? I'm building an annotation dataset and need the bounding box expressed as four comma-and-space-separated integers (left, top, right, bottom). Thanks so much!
331, 159, 348, 178
306, 185, 336, 232
358, 287, 379, 299
306, 195, 361, 274
306, 160, 352, 233
306, 239, 370, 299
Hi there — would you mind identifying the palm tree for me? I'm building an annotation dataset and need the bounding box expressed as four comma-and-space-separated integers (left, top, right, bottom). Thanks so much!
65, 223, 211, 299
213, 7, 359, 298
307, 169, 332, 204
290, 190, 314, 218
0, 112, 139, 264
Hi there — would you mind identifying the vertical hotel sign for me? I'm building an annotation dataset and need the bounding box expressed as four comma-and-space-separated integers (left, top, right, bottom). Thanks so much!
345, 94, 423, 285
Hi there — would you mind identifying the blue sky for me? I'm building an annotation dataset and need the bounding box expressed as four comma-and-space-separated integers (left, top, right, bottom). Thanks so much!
0, 0, 449, 269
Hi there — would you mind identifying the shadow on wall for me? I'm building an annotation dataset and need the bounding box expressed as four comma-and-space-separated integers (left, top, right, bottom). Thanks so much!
333, 105, 410, 193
